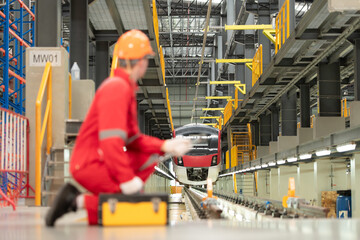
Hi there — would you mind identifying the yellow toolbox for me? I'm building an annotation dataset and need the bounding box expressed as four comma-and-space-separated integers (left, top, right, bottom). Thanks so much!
98, 193, 169, 226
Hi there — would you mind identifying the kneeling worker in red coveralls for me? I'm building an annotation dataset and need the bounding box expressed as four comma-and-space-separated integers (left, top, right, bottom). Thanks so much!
45, 29, 192, 226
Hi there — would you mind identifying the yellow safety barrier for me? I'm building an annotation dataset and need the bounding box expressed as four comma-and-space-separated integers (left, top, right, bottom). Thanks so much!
224, 100, 234, 125
297, 122, 300, 129
275, 0, 290, 54
215, 59, 253, 64
252, 44, 263, 87
200, 116, 220, 119
226, 150, 230, 169
233, 174, 238, 194
68, 73, 72, 119
310, 115, 315, 128
341, 99, 350, 117
224, 24, 273, 31
35, 62, 53, 206
205, 96, 232, 100
231, 146, 238, 168
166, 88, 174, 131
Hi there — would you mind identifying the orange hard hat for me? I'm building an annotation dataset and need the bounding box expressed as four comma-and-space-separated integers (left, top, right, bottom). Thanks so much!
114, 29, 155, 60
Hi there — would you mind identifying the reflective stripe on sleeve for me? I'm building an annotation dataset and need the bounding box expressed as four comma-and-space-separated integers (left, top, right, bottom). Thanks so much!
139, 154, 160, 171
126, 133, 140, 145
99, 129, 128, 141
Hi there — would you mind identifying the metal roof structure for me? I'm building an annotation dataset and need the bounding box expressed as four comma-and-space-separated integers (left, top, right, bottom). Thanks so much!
60, 0, 359, 140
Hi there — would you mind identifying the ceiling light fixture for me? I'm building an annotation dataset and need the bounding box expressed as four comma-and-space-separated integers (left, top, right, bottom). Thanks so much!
299, 153, 312, 160
315, 149, 331, 157
336, 143, 356, 152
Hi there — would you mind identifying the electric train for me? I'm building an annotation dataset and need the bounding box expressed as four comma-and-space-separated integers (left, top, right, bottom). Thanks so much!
172, 124, 220, 185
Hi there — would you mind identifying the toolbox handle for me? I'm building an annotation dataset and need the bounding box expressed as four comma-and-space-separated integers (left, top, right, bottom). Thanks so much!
152, 197, 161, 213
108, 198, 118, 214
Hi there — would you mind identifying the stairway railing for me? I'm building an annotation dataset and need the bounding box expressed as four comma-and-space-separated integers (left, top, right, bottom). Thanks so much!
35, 62, 52, 206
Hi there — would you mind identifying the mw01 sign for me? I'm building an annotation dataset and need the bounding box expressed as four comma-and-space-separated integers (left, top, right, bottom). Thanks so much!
29, 50, 61, 67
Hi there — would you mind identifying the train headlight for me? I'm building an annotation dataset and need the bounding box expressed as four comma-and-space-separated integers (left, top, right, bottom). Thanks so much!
211, 155, 218, 166
178, 157, 184, 166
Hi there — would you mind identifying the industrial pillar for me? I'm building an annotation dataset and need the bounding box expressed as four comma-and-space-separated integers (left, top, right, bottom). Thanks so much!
281, 92, 297, 136
259, 114, 271, 146
35, 0, 61, 47
318, 62, 341, 116
300, 84, 311, 127
226, 0, 235, 44
351, 153, 360, 217
245, 14, 255, 93
252, 121, 260, 147
270, 168, 279, 200
270, 105, 279, 141
70, 0, 89, 79
217, 35, 223, 74
278, 166, 299, 202
95, 41, 109, 89
227, 127, 232, 168
258, 0, 271, 68
138, 109, 146, 133
314, 160, 332, 207
355, 40, 360, 101
234, 44, 245, 98
257, 170, 269, 198
298, 163, 316, 202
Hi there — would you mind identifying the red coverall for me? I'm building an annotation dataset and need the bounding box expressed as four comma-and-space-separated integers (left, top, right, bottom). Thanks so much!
70, 68, 165, 225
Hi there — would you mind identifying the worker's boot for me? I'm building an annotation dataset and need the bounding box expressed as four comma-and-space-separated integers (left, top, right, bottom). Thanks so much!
45, 183, 80, 227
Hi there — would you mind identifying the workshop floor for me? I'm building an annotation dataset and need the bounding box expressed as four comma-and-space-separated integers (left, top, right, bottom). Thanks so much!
0, 204, 359, 240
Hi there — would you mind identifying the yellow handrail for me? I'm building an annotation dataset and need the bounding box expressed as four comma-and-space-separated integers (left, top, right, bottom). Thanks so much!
252, 44, 263, 86
310, 114, 315, 128
35, 62, 53, 206
341, 99, 350, 117
152, 0, 160, 51
159, 46, 165, 84
275, 0, 290, 54
224, 100, 234, 125
68, 73, 72, 119
166, 88, 174, 131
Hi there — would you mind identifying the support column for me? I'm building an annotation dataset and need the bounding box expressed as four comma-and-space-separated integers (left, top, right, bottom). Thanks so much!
300, 84, 311, 127
270, 168, 279, 200
351, 154, 360, 217
259, 114, 271, 146
217, 35, 223, 75
314, 160, 332, 207
70, 0, 89, 79
270, 105, 279, 141
318, 62, 341, 116
95, 41, 109, 89
281, 92, 297, 136
138, 109, 146, 133
257, 170, 269, 198
298, 163, 316, 202
278, 166, 299, 201
235, 44, 245, 98
245, 14, 255, 93
35, 0, 61, 46
226, 0, 235, 44
252, 121, 260, 146
355, 40, 360, 101
258, 0, 271, 68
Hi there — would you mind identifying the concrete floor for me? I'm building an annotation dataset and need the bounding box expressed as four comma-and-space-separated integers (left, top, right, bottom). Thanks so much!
0, 205, 359, 240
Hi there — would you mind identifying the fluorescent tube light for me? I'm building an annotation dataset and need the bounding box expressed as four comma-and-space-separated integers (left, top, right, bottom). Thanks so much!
262, 163, 269, 168
287, 157, 297, 162
336, 143, 356, 152
299, 153, 312, 160
250, 167, 256, 171
255, 165, 262, 169
277, 159, 286, 165
246, 168, 251, 171
315, 149, 331, 157
268, 161, 276, 166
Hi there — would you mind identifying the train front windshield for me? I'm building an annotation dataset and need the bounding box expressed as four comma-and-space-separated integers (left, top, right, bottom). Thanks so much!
179, 133, 218, 156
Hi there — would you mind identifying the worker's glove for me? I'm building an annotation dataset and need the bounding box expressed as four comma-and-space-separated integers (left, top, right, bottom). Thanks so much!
120, 176, 143, 195
161, 138, 192, 157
